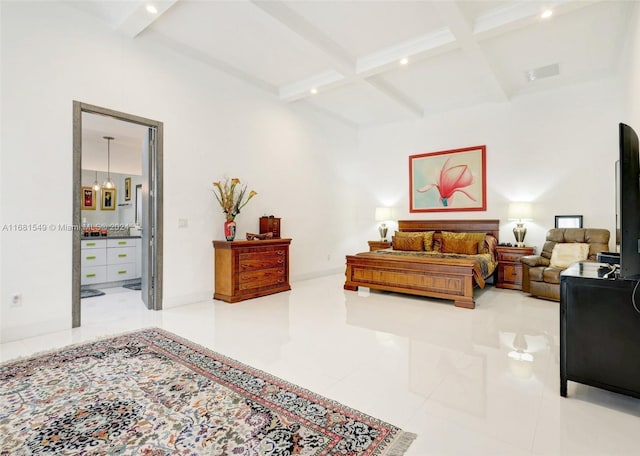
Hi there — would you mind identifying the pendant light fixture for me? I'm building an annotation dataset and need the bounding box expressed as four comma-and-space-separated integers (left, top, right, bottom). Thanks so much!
92, 169, 101, 192
102, 136, 115, 189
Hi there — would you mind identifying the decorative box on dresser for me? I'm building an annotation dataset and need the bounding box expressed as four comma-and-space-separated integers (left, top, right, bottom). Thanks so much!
368, 241, 391, 251
213, 238, 291, 303
496, 246, 535, 289
259, 217, 281, 238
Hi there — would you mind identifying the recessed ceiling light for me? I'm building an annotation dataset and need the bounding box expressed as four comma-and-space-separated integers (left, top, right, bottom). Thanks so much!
400, 58, 409, 65
541, 9, 553, 19
146, 4, 158, 14
310, 88, 318, 95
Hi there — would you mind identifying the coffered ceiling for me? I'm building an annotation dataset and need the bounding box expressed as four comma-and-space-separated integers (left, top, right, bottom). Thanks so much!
69, 0, 635, 126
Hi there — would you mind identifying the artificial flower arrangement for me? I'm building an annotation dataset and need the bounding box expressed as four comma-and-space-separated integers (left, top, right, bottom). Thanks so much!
212, 177, 257, 221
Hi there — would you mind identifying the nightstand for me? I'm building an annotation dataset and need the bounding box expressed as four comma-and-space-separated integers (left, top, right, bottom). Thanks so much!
496, 246, 535, 290
368, 240, 391, 251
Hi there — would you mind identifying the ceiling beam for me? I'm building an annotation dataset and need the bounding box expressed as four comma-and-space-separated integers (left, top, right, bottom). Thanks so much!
251, 0, 423, 117
250, 0, 355, 76
118, 0, 180, 38
433, 2, 508, 102
356, 28, 457, 77
142, 31, 278, 95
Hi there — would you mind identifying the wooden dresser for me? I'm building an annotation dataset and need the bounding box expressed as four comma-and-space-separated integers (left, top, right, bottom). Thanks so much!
213, 238, 291, 303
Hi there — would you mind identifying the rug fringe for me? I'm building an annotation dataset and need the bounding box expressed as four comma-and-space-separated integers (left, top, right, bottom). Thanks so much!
384, 431, 417, 456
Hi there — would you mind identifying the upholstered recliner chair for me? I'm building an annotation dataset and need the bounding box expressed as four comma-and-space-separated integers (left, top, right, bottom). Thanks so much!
521, 228, 610, 301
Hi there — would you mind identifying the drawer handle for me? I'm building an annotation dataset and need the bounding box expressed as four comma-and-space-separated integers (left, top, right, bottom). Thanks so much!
277, 259, 284, 264
86, 273, 96, 278
241, 264, 249, 269
118, 241, 127, 245
86, 256, 96, 260
118, 270, 127, 274
86, 242, 96, 246
118, 254, 127, 258
276, 250, 284, 255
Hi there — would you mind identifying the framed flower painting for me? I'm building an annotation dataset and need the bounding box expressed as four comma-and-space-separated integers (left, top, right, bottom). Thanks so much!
409, 145, 486, 213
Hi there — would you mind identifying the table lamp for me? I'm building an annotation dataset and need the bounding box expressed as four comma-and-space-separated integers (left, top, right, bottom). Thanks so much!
508, 202, 533, 247
374, 207, 392, 242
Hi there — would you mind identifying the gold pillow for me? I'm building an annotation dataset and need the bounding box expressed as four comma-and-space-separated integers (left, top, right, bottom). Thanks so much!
441, 238, 478, 255
394, 231, 435, 251
392, 235, 423, 251
423, 231, 435, 252
442, 231, 488, 254
550, 243, 589, 269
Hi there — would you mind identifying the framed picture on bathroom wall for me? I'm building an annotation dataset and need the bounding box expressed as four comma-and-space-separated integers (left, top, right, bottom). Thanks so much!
125, 177, 132, 201
81, 186, 96, 210
101, 188, 116, 211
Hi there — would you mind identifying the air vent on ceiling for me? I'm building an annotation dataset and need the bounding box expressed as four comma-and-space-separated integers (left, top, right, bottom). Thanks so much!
525, 63, 560, 82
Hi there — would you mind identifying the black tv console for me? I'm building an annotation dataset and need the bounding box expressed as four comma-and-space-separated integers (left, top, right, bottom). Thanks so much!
560, 262, 640, 399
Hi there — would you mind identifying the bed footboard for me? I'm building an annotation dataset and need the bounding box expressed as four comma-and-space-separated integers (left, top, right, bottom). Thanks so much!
344, 252, 477, 309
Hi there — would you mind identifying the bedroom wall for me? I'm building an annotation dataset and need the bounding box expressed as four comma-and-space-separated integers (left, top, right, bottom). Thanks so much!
355, 77, 623, 252
0, 2, 358, 342
622, 4, 640, 127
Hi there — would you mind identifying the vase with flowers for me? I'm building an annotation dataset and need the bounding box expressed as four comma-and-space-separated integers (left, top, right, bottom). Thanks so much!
212, 177, 257, 241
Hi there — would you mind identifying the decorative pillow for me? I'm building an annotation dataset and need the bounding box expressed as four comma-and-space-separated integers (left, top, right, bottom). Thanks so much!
393, 231, 422, 238
392, 235, 424, 251
442, 231, 488, 254
423, 231, 435, 251
549, 243, 590, 269
441, 237, 478, 255
394, 231, 435, 251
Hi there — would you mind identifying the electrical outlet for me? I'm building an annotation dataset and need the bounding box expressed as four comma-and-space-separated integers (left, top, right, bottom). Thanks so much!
178, 218, 188, 228
11, 293, 22, 307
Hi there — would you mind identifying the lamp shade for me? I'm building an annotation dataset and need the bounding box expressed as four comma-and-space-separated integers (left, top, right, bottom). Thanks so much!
374, 207, 392, 222
508, 202, 533, 221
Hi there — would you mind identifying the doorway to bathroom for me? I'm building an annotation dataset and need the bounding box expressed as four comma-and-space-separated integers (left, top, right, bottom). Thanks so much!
72, 101, 163, 327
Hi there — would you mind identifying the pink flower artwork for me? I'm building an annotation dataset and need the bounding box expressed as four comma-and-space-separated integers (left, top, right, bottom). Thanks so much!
416, 158, 476, 207
409, 145, 486, 213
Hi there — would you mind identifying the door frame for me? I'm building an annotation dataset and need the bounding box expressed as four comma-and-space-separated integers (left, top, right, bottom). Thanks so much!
72, 101, 163, 326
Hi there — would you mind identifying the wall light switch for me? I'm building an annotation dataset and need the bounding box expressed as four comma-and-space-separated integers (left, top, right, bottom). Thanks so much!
178, 218, 188, 228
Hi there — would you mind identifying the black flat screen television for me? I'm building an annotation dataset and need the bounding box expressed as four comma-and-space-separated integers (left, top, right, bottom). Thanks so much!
617, 122, 640, 280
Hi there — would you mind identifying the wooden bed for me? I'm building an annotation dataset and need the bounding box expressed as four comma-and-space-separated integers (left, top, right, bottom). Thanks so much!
344, 219, 500, 309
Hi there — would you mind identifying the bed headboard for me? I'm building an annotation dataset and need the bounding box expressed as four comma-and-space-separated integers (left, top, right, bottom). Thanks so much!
397, 219, 500, 241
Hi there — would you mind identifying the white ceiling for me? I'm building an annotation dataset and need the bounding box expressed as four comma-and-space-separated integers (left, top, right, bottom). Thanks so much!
69, 0, 635, 127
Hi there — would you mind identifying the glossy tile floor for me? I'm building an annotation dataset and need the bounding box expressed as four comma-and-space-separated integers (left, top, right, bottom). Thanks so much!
2, 275, 640, 455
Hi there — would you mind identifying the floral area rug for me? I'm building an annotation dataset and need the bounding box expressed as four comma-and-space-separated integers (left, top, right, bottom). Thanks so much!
1, 328, 416, 455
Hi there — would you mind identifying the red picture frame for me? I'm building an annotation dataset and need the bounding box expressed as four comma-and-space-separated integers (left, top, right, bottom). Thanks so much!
81, 186, 96, 210
409, 145, 486, 213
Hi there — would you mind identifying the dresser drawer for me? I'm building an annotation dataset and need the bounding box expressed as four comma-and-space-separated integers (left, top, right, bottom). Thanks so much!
81, 248, 107, 267
499, 253, 525, 263
81, 239, 106, 249
238, 268, 286, 290
81, 266, 107, 285
239, 250, 286, 271
107, 264, 136, 281
107, 238, 139, 248
107, 246, 136, 264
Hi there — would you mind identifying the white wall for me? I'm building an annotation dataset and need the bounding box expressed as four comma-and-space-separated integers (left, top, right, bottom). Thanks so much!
356, 78, 623, 251
0, 2, 358, 342
622, 4, 640, 127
